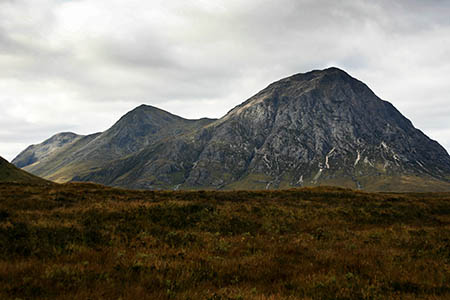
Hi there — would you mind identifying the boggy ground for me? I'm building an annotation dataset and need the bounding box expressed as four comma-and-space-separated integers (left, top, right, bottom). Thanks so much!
0, 182, 449, 299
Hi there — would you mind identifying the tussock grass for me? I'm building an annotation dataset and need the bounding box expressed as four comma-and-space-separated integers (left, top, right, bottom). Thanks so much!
0, 182, 449, 299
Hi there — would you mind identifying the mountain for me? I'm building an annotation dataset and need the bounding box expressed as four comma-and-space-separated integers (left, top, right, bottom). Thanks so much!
13, 67, 450, 191
0, 156, 48, 184
13, 132, 82, 168
12, 132, 101, 182
14, 105, 216, 183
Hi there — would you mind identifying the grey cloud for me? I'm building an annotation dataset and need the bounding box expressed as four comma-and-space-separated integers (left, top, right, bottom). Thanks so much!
0, 0, 449, 160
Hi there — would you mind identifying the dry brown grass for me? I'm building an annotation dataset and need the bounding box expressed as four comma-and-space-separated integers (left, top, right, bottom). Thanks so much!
0, 182, 449, 299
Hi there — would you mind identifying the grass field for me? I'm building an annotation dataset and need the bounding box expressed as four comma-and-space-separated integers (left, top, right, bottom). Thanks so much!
0, 182, 449, 299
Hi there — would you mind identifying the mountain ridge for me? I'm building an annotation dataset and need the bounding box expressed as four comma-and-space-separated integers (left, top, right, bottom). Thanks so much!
15, 105, 217, 183
12, 67, 450, 191
12, 132, 82, 169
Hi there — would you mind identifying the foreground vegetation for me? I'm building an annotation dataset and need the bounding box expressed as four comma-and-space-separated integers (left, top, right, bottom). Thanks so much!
0, 182, 449, 299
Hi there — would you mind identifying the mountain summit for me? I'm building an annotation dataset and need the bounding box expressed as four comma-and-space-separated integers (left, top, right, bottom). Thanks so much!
13, 67, 450, 191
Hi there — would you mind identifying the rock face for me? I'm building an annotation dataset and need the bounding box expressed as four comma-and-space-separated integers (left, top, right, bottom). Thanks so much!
13, 67, 450, 191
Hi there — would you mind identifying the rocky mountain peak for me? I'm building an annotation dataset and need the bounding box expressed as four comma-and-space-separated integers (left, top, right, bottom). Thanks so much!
114, 104, 183, 128
284, 66, 350, 82
12, 68, 450, 191
44, 132, 79, 143
222, 67, 375, 122
188, 67, 450, 189
88, 104, 215, 155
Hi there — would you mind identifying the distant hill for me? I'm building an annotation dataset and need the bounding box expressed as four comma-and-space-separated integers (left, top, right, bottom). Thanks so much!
13, 67, 450, 191
13, 132, 83, 169
13, 105, 216, 183
0, 156, 48, 183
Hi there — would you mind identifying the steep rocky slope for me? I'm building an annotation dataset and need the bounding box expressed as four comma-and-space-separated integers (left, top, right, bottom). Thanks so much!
181, 67, 450, 190
13, 68, 450, 191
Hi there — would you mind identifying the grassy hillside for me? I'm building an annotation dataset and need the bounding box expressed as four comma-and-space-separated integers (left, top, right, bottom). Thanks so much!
0, 156, 48, 184
0, 182, 449, 299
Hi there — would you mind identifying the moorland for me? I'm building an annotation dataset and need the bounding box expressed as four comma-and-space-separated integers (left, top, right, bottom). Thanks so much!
0, 182, 449, 299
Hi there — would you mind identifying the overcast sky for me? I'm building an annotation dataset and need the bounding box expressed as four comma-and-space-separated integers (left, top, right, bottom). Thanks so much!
1, 0, 449, 161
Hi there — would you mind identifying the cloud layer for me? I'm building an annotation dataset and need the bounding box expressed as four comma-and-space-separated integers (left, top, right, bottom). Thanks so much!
1, 0, 449, 160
